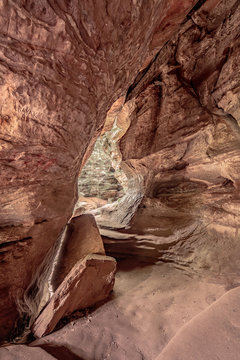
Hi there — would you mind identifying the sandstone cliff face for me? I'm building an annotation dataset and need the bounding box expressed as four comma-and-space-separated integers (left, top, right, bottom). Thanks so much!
101, 0, 240, 275
0, 0, 198, 341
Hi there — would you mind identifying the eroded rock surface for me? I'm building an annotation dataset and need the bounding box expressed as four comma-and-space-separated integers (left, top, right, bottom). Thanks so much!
77, 138, 124, 202
0, 0, 197, 340
52, 214, 105, 290
0, 345, 55, 360
73, 197, 107, 216
156, 286, 240, 360
1, 0, 240, 352
100, 0, 240, 276
33, 254, 116, 338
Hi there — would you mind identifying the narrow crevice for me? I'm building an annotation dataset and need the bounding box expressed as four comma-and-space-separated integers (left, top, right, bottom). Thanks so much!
0, 237, 32, 250
125, 0, 207, 103
125, 49, 162, 102
0, 223, 24, 229
34, 219, 48, 225
188, 0, 207, 16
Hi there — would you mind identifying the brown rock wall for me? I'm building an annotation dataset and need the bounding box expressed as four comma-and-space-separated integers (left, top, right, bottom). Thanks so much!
0, 0, 197, 340
101, 0, 240, 274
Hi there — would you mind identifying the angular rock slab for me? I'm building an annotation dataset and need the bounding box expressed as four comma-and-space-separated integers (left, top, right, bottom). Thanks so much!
68, 215, 105, 258
52, 214, 105, 289
33, 254, 116, 338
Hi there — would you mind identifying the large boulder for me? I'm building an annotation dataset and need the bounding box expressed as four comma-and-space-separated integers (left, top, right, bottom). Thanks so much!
52, 214, 105, 290
33, 254, 116, 338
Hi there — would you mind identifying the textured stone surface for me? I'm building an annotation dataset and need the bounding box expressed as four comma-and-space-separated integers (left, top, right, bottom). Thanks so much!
33, 254, 116, 338
156, 286, 240, 360
99, 0, 240, 276
1, 0, 240, 349
30, 260, 229, 359
0, 344, 55, 360
0, 0, 197, 340
52, 214, 105, 290
77, 137, 124, 202
73, 196, 107, 216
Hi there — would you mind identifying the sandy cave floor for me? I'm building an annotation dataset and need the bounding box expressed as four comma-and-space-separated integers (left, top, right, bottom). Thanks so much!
2, 258, 240, 359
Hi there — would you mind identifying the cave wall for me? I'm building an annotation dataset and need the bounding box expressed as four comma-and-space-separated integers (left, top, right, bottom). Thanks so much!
110, 0, 240, 273
0, 0, 198, 341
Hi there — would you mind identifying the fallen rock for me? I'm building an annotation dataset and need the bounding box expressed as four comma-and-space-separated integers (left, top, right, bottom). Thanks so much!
33, 254, 116, 338
29, 260, 229, 359
52, 214, 105, 289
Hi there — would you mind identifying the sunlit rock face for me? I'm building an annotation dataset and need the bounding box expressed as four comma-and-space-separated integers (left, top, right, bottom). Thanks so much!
77, 137, 124, 202
0, 0, 197, 341
103, 0, 240, 276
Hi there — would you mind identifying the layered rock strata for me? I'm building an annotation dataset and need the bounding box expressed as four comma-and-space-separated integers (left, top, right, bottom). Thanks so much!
77, 138, 124, 202
98, 0, 240, 276
0, 0, 197, 340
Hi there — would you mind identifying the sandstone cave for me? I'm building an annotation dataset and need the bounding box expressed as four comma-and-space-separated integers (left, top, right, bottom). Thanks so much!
0, 0, 240, 359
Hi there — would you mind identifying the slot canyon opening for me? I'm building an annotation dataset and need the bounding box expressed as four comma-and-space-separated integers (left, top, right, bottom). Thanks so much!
10, 98, 145, 344
74, 98, 144, 229
1, 1, 240, 358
